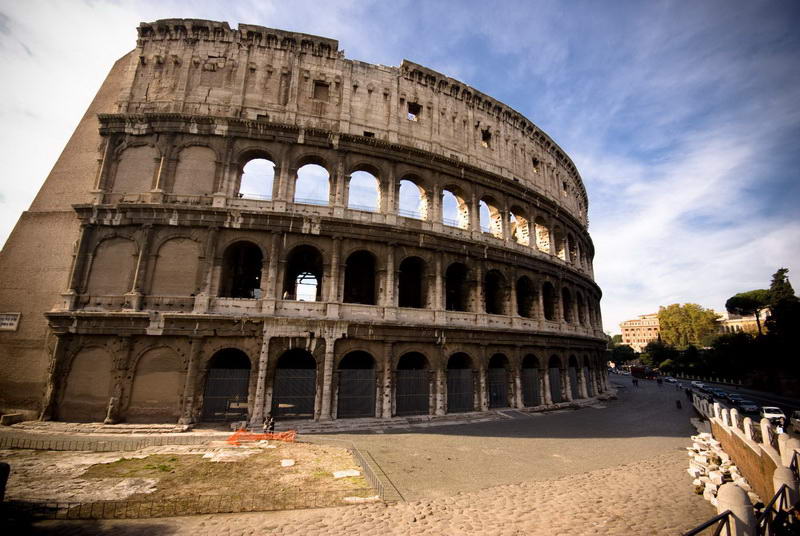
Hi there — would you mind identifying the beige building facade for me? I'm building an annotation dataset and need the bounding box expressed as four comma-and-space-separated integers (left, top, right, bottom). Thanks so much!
619, 314, 660, 353
0, 19, 607, 425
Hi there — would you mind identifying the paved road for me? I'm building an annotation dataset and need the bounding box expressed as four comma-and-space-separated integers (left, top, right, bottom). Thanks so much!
315, 375, 697, 500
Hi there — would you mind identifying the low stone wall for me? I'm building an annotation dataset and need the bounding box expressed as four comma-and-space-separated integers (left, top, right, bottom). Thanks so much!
711, 419, 776, 501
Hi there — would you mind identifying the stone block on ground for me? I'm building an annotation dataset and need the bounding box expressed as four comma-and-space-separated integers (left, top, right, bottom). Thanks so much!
333, 469, 361, 478
281, 459, 295, 467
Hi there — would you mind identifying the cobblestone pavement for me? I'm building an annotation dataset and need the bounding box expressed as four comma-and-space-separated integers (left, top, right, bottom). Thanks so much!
20, 377, 716, 534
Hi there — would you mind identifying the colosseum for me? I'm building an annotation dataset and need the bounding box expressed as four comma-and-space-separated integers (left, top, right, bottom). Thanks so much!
0, 19, 607, 426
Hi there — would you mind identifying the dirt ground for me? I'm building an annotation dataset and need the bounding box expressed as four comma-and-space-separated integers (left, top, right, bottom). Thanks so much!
1, 441, 367, 503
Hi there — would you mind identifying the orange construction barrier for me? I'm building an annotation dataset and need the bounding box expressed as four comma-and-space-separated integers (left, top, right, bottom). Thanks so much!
226, 429, 297, 446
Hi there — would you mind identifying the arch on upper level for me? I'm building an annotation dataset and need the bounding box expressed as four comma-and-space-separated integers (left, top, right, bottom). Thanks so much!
508, 205, 530, 246
343, 250, 377, 305
292, 154, 332, 206
397, 174, 430, 220
445, 262, 470, 312
347, 169, 380, 212
534, 216, 551, 253
484, 269, 509, 315
238, 157, 276, 200
441, 184, 470, 229
283, 244, 324, 301
479, 195, 503, 238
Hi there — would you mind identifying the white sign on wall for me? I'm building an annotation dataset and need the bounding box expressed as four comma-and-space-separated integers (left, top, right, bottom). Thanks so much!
0, 313, 21, 331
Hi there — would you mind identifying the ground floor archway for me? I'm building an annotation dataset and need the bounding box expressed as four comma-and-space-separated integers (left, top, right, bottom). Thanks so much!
447, 353, 474, 413
521, 354, 541, 407
336, 351, 376, 418
271, 349, 317, 420
488, 354, 510, 408
201, 348, 251, 422
549, 356, 563, 404
395, 352, 430, 416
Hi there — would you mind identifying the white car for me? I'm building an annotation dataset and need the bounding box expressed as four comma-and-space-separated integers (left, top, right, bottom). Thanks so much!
760, 406, 786, 424
664, 377, 677, 383
691, 381, 705, 390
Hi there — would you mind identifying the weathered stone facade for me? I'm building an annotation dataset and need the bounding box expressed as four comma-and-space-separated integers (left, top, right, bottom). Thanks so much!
0, 19, 606, 424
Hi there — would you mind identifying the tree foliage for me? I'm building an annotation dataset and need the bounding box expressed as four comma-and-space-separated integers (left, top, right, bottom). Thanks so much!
725, 289, 769, 334
641, 340, 679, 369
657, 303, 720, 350
610, 344, 636, 364
765, 267, 800, 342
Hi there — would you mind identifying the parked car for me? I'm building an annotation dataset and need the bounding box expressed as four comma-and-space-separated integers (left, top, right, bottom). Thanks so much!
736, 400, 759, 414
664, 377, 677, 383
725, 393, 744, 404
691, 381, 705, 390
790, 410, 800, 433
760, 406, 787, 424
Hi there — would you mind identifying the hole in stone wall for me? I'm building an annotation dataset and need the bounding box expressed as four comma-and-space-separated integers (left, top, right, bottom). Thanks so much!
313, 80, 329, 101
407, 101, 422, 121
343, 250, 376, 305
481, 128, 491, 148
543, 282, 556, 321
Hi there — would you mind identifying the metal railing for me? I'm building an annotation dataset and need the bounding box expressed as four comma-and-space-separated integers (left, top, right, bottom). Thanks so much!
347, 203, 377, 213
397, 208, 422, 219
758, 483, 799, 535
293, 197, 328, 206
2, 488, 375, 520
682, 510, 732, 536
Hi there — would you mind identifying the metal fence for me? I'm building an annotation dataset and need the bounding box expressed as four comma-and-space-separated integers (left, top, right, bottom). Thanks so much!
0, 434, 220, 452
682, 510, 732, 536
2, 488, 376, 520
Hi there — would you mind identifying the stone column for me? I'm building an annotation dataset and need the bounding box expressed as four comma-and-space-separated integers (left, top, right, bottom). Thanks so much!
509, 274, 518, 317
382, 342, 393, 418
382, 245, 396, 307
435, 368, 446, 415
39, 335, 72, 421
513, 365, 523, 408
327, 237, 342, 302
475, 367, 486, 411
562, 367, 572, 401
542, 368, 552, 405
265, 232, 279, 300
577, 366, 588, 399
127, 225, 155, 310
179, 337, 204, 425
319, 337, 337, 420
106, 336, 133, 424
249, 327, 271, 426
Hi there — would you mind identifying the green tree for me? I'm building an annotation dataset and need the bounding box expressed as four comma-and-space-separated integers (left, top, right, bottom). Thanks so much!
610, 344, 636, 364
658, 303, 720, 350
765, 267, 800, 342
641, 340, 679, 368
725, 289, 770, 335
611, 334, 622, 345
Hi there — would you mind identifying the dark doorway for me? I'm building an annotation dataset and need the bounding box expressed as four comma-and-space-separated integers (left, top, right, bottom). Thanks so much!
521, 354, 541, 407
445, 263, 469, 311
562, 287, 573, 323
398, 257, 425, 308
484, 270, 507, 315
219, 242, 263, 298
343, 251, 376, 305
488, 354, 509, 408
337, 351, 376, 418
549, 355, 563, 403
543, 282, 556, 321
283, 246, 323, 301
395, 352, 429, 416
447, 353, 474, 413
516, 276, 535, 317
201, 349, 251, 422
272, 349, 316, 419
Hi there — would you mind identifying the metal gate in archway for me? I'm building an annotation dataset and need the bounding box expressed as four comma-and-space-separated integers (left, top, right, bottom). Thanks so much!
521, 367, 540, 407
569, 367, 580, 399
337, 369, 376, 418
488, 368, 509, 408
201, 368, 251, 422
549, 367, 562, 403
395, 370, 429, 416
272, 369, 316, 419
447, 369, 474, 413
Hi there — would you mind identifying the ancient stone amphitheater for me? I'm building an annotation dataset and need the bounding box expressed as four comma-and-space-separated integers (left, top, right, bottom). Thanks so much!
0, 19, 607, 425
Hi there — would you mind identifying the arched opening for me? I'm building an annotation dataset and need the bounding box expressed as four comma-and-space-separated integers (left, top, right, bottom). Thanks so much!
568, 355, 580, 400
509, 208, 530, 246
447, 353, 474, 413
442, 189, 469, 229
553, 228, 567, 260
343, 250, 376, 305
395, 352, 429, 416
398, 178, 428, 220
272, 349, 316, 419
337, 351, 376, 418
238, 158, 275, 200
294, 163, 329, 205
548, 355, 563, 403
521, 354, 541, 407
86, 238, 137, 295
480, 198, 503, 238
283, 245, 323, 301
516, 276, 535, 317
484, 269, 508, 315
542, 282, 556, 321
584, 355, 595, 397
398, 256, 425, 308
445, 262, 469, 311
201, 349, 251, 422
488, 354, 510, 408
219, 242, 263, 299
576, 292, 586, 325
534, 217, 551, 253
562, 287, 573, 323
568, 234, 578, 264
347, 170, 380, 212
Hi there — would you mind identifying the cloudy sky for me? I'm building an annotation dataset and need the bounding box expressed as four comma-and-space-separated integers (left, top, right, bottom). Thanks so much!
1, 0, 798, 332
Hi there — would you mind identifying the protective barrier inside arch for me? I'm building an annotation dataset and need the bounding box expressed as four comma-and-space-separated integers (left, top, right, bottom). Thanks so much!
272, 349, 317, 420
337, 351, 376, 418
201, 348, 251, 422
395, 352, 430, 416
521, 354, 541, 407
447, 353, 474, 413
488, 354, 510, 408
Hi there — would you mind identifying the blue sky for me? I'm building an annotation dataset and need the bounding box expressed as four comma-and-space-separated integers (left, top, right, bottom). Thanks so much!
1, 0, 798, 332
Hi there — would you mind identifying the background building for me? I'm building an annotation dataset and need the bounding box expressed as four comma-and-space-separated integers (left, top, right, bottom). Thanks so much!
0, 19, 608, 424
619, 314, 660, 352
